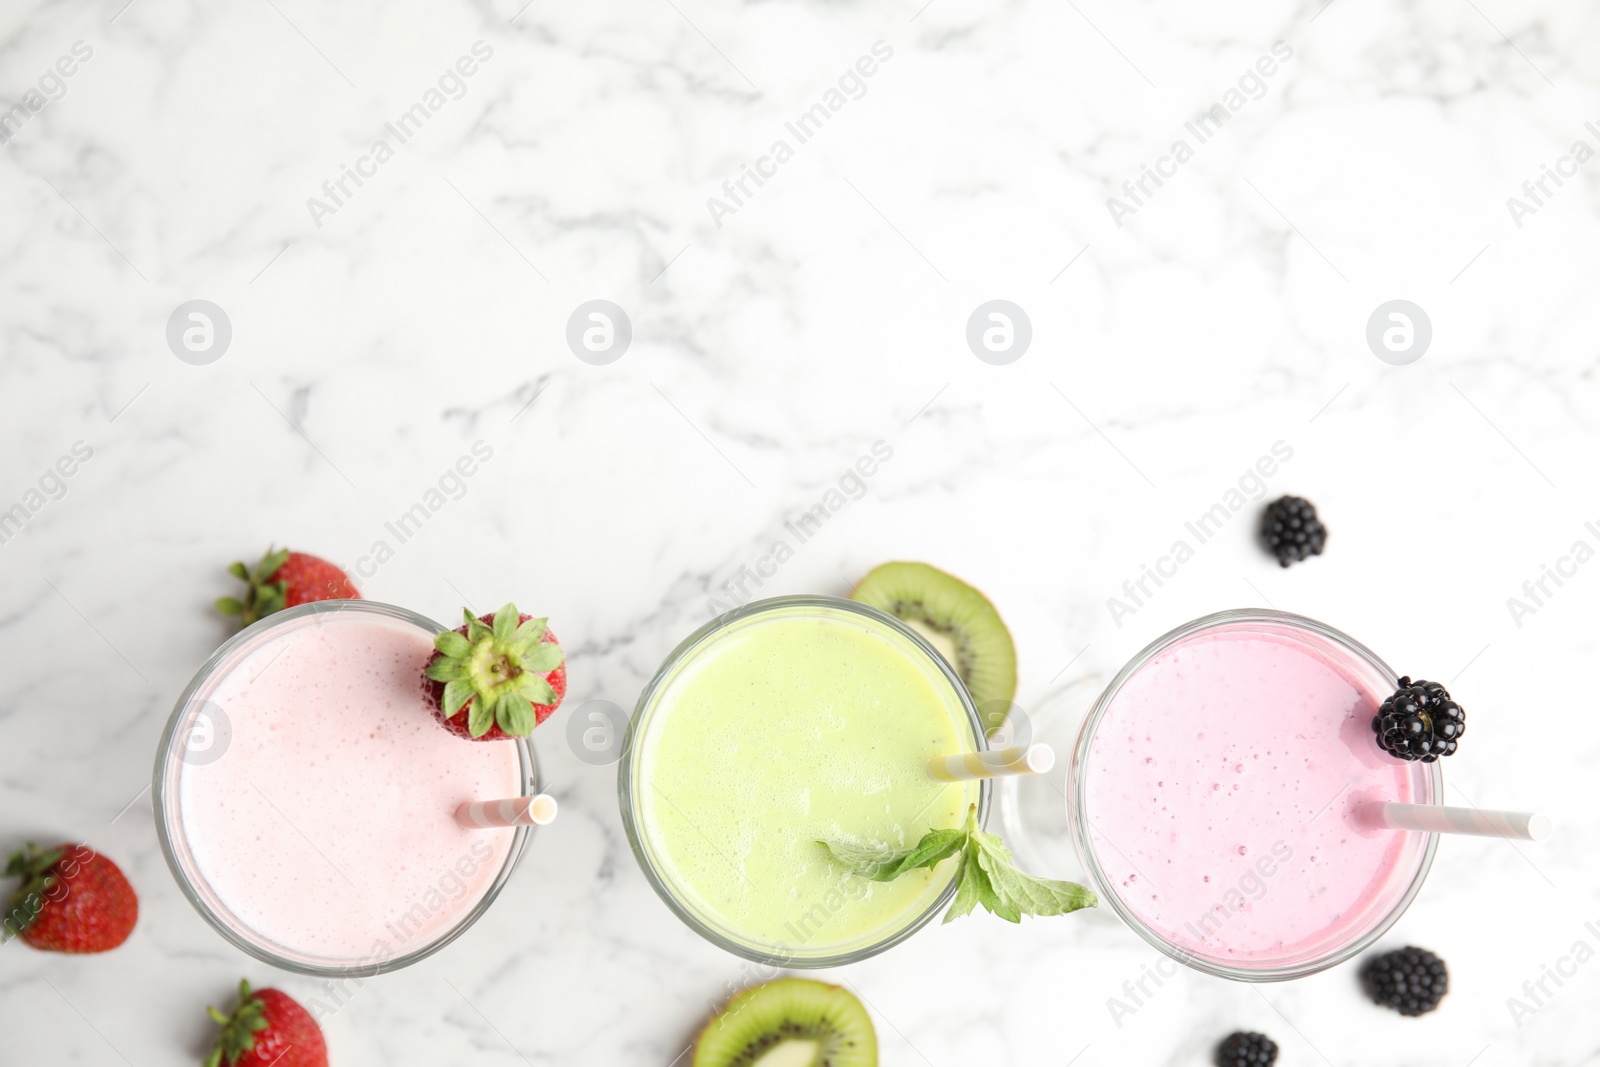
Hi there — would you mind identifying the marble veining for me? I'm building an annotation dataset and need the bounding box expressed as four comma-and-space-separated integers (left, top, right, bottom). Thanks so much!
2, 0, 1598, 1064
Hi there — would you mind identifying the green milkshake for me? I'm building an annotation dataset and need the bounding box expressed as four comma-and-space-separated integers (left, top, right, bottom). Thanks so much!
623, 597, 984, 964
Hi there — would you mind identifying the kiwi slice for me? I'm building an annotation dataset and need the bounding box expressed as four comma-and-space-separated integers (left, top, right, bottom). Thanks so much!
849, 561, 1017, 729
693, 978, 876, 1067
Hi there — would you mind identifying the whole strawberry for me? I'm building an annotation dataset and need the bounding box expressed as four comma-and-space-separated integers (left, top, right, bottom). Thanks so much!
423, 602, 566, 741
205, 980, 328, 1067
3, 843, 137, 953
216, 547, 360, 626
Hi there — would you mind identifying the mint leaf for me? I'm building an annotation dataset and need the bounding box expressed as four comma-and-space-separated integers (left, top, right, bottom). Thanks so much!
973, 829, 1097, 917
818, 840, 914, 880
943, 850, 982, 923
970, 826, 1017, 867
890, 828, 966, 875
971, 853, 1021, 922
829, 804, 1097, 924
819, 828, 965, 882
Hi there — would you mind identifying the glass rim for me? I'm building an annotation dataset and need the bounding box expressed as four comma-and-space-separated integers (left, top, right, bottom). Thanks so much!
618, 594, 991, 968
1068, 608, 1442, 983
152, 599, 537, 978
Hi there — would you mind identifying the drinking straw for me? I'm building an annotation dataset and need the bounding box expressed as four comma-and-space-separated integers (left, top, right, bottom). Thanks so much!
1375, 802, 1551, 842
928, 743, 1055, 782
455, 794, 559, 829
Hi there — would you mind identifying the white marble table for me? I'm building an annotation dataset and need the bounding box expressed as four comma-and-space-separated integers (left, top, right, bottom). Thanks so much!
2, 0, 1598, 1063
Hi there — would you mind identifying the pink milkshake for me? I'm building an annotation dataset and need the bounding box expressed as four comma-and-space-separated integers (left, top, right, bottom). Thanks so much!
156, 602, 530, 973
1071, 611, 1438, 980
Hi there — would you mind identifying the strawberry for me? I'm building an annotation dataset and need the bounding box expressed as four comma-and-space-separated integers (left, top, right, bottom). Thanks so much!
216, 547, 360, 626
205, 980, 328, 1067
423, 603, 566, 741
3, 843, 137, 953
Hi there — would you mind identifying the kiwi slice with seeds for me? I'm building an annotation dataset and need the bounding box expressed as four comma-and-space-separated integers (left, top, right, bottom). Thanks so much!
693, 978, 876, 1067
850, 561, 1017, 733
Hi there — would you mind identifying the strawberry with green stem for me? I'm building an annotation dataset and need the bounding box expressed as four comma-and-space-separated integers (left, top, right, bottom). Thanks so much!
3, 843, 137, 953
204, 980, 327, 1067
423, 602, 566, 741
216, 547, 360, 626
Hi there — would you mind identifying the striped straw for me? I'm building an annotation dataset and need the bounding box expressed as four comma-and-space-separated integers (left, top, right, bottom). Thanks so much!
455, 794, 559, 829
1376, 802, 1551, 842
928, 743, 1055, 783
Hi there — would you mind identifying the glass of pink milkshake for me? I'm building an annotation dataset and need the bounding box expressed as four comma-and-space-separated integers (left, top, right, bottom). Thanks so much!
154, 601, 536, 976
1068, 609, 1441, 982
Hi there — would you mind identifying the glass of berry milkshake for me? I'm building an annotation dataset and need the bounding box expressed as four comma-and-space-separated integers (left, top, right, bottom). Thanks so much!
1067, 609, 1442, 981
154, 601, 538, 976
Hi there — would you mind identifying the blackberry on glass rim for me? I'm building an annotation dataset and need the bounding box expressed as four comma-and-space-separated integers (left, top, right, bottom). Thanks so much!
1373, 677, 1465, 762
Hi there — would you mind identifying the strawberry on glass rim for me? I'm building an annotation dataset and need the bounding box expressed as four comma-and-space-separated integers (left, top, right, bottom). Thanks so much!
216, 547, 360, 627
423, 602, 566, 741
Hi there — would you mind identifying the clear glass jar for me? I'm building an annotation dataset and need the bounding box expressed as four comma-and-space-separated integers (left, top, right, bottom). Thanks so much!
153, 600, 537, 976
618, 595, 991, 967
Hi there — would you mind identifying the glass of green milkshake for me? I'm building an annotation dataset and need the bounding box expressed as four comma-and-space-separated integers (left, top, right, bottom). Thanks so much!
619, 595, 990, 966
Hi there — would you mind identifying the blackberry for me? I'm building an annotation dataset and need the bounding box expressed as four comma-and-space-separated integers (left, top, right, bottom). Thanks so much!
1216, 1031, 1278, 1066
1372, 677, 1465, 762
1260, 495, 1327, 567
1361, 946, 1449, 1016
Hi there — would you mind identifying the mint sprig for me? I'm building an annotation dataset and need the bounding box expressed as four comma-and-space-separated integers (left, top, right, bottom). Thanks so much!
820, 804, 1096, 924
